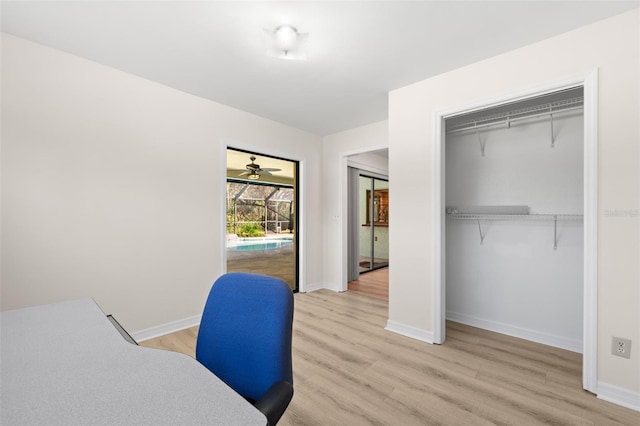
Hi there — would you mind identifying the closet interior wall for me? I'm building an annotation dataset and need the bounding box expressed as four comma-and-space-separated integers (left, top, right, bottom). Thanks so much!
444, 89, 584, 353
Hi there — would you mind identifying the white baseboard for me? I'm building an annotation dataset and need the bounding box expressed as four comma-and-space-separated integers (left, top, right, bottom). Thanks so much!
446, 311, 582, 353
385, 320, 434, 343
303, 281, 332, 293
132, 314, 201, 343
598, 381, 640, 412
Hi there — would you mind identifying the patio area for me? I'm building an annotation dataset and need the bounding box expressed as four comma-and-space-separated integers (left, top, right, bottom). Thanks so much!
226, 176, 297, 290
226, 237, 296, 290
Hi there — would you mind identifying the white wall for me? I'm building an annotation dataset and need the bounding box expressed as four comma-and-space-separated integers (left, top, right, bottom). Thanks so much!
389, 9, 639, 399
445, 112, 584, 352
0, 34, 323, 334
321, 121, 388, 291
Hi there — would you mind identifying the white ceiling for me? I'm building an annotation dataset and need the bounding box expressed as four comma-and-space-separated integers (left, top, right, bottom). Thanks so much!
2, 1, 637, 136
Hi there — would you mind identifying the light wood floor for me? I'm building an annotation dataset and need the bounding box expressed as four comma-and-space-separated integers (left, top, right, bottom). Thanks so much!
348, 267, 389, 301
141, 290, 640, 425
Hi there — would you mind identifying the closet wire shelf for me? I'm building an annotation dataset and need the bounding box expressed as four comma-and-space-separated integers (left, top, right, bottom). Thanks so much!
446, 96, 584, 134
447, 96, 584, 154
446, 213, 583, 250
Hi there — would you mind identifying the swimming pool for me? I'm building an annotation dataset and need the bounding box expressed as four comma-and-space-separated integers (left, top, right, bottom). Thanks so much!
227, 238, 293, 252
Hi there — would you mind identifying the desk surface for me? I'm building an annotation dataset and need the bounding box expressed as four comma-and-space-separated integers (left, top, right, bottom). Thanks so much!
1, 298, 267, 426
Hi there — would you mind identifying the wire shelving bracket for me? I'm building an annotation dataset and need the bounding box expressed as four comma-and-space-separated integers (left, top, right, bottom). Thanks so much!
474, 121, 486, 156
477, 219, 486, 245
447, 213, 583, 249
550, 108, 555, 148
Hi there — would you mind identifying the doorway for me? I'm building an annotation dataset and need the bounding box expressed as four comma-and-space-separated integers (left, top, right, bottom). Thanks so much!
432, 71, 599, 392
225, 148, 299, 291
444, 87, 584, 351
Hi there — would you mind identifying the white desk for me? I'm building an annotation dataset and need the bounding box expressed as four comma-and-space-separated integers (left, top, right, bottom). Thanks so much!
0, 298, 267, 425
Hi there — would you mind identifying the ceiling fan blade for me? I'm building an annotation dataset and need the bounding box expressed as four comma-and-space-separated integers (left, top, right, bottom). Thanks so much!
256, 170, 273, 175
260, 168, 281, 172
238, 171, 250, 176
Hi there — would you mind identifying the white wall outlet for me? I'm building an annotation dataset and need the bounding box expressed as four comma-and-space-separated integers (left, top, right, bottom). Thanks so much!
612, 337, 632, 359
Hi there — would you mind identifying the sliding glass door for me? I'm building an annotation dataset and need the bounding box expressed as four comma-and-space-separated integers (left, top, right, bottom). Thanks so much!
226, 148, 298, 291
359, 175, 389, 273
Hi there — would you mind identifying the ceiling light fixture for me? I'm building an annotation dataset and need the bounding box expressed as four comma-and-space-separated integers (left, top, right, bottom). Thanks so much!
265, 25, 308, 60
248, 173, 260, 180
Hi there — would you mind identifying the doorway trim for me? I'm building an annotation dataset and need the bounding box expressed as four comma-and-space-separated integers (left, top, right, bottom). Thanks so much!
432, 69, 598, 393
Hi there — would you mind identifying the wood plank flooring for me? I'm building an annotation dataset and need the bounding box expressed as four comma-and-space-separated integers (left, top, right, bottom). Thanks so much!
348, 267, 389, 301
141, 290, 640, 425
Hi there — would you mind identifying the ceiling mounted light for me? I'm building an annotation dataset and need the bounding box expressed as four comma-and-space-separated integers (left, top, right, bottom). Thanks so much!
265, 25, 308, 60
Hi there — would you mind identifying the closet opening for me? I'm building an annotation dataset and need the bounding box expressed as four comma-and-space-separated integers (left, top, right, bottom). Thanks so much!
433, 73, 598, 393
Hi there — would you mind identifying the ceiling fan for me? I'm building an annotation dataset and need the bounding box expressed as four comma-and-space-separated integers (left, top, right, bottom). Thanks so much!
239, 155, 281, 180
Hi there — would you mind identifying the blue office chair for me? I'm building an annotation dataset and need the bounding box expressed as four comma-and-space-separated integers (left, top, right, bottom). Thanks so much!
196, 273, 294, 426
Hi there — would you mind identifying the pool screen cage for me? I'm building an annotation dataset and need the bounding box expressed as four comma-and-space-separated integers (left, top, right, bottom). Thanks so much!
227, 181, 294, 236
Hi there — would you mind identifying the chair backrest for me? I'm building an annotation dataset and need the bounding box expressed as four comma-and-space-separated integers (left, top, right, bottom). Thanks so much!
196, 272, 294, 402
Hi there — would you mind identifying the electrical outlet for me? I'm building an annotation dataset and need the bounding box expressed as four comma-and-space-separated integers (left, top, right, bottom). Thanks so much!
612, 337, 632, 359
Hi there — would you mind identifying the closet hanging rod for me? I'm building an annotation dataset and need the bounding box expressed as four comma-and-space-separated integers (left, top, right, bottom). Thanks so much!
447, 96, 583, 134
